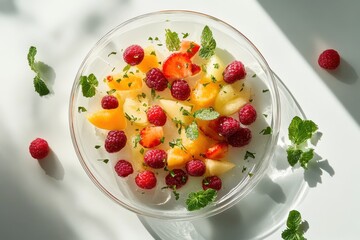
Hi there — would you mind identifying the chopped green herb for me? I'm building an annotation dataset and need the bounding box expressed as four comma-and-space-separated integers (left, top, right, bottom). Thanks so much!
241, 166, 247, 173
182, 32, 189, 38
185, 121, 199, 140
169, 138, 186, 151
165, 29, 181, 51
28, 46, 50, 96
125, 113, 138, 124
157, 43, 163, 46
281, 210, 307, 240
80, 73, 98, 98
123, 64, 131, 72
260, 126, 272, 135
199, 26, 216, 59
111, 67, 115, 72
151, 89, 156, 99
107, 51, 117, 57
252, 73, 257, 78
202, 82, 210, 87
263, 114, 268, 118
244, 151, 256, 160
128, 82, 132, 87
262, 89, 269, 93
201, 64, 207, 73
172, 118, 184, 134
106, 89, 116, 95
148, 37, 153, 41
160, 136, 165, 143
150, 51, 156, 56
97, 159, 109, 164
94, 145, 101, 149
123, 73, 129, 78
134, 134, 141, 148
193, 108, 220, 120
169, 170, 176, 177
78, 106, 87, 113
186, 189, 217, 211
172, 187, 180, 200
213, 63, 219, 69
210, 75, 217, 83
140, 148, 145, 154
248, 172, 254, 177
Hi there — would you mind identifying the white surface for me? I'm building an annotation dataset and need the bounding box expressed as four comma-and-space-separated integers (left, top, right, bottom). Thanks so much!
0, 0, 359, 239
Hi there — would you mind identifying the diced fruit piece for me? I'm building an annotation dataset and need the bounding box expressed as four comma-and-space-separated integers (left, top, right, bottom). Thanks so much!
137, 46, 160, 73
239, 104, 257, 125
107, 72, 142, 91
217, 116, 241, 137
197, 119, 225, 141
101, 95, 119, 109
204, 158, 235, 176
87, 107, 127, 130
145, 68, 168, 91
223, 60, 246, 83
186, 159, 206, 176
104, 130, 127, 153
204, 55, 226, 83
165, 169, 188, 189
190, 81, 220, 108
214, 80, 251, 116
166, 147, 191, 169
123, 45, 144, 66
144, 149, 167, 169
147, 105, 167, 126
123, 98, 148, 126
159, 99, 193, 125
130, 135, 146, 171
135, 170, 157, 189
139, 126, 164, 148
181, 129, 212, 158
180, 41, 200, 58
171, 79, 191, 101
202, 176, 222, 190
162, 52, 192, 81
191, 64, 201, 75
227, 127, 252, 147
205, 142, 229, 159
114, 160, 133, 177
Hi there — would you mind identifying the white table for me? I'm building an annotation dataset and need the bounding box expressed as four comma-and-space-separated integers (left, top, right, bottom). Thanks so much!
1, 0, 359, 239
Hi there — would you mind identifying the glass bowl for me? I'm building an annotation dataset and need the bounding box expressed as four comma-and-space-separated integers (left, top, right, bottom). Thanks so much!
69, 10, 280, 221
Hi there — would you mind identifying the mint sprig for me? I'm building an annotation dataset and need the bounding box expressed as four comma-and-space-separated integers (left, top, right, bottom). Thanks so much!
186, 189, 217, 211
185, 121, 199, 140
165, 29, 180, 51
27, 46, 50, 96
199, 25, 216, 59
80, 73, 98, 98
193, 108, 219, 120
287, 116, 318, 169
281, 210, 307, 240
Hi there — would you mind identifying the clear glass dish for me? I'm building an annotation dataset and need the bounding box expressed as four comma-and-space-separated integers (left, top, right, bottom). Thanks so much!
69, 10, 280, 220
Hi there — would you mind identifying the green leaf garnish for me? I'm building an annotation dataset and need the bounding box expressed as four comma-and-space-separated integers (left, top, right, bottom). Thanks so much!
185, 121, 199, 140
182, 32, 189, 38
288, 116, 318, 145
259, 126, 272, 135
79, 73, 98, 98
281, 210, 307, 240
107, 51, 117, 57
186, 189, 217, 211
28, 46, 50, 96
78, 106, 87, 113
199, 25, 216, 59
94, 145, 101, 149
28, 46, 37, 71
193, 108, 220, 120
165, 29, 181, 51
244, 151, 256, 160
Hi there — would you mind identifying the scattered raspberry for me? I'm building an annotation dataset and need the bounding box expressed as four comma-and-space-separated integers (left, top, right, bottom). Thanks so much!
101, 95, 119, 109
114, 160, 133, 177
144, 149, 167, 169
318, 49, 340, 70
223, 60, 246, 83
147, 105, 167, 126
185, 159, 206, 177
145, 68, 169, 91
165, 169, 188, 189
217, 116, 241, 137
170, 79, 191, 101
104, 130, 127, 153
227, 127, 252, 147
238, 104, 257, 125
29, 138, 49, 159
135, 170, 157, 189
123, 45, 144, 66
202, 176, 222, 191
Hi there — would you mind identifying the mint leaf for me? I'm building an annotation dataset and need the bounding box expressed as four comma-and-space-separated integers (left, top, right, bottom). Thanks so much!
193, 108, 219, 120
33, 75, 50, 96
289, 116, 318, 145
28, 46, 37, 71
78, 106, 87, 113
185, 121, 199, 140
286, 147, 303, 167
165, 29, 181, 51
282, 210, 306, 240
199, 25, 216, 59
80, 73, 98, 98
186, 189, 217, 211
287, 210, 302, 230
244, 151, 256, 160
299, 148, 314, 169
260, 126, 272, 135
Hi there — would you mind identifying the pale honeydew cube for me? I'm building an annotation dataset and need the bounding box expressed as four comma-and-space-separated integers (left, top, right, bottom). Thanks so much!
158, 99, 192, 125
205, 55, 225, 82
214, 80, 251, 116
204, 158, 235, 176
123, 98, 148, 126
129, 135, 145, 171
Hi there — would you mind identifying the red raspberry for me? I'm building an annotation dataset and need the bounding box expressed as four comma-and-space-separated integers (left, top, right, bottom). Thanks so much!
144, 149, 167, 169
165, 169, 188, 189
145, 68, 168, 91
239, 104, 257, 125
135, 170, 157, 189
217, 116, 241, 137
185, 159, 206, 176
223, 60, 246, 83
227, 127, 252, 147
104, 130, 127, 153
114, 160, 133, 177
318, 49, 340, 70
170, 79, 191, 101
123, 45, 144, 66
202, 176, 222, 191
101, 95, 118, 109
147, 105, 167, 126
29, 138, 49, 159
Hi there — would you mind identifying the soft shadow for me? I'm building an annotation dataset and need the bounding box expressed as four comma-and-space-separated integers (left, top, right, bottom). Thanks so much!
310, 131, 323, 146
300, 220, 310, 234
255, 174, 286, 204
38, 150, 65, 180
304, 153, 335, 188
273, 144, 290, 171
34, 61, 56, 94
0, 0, 17, 14
330, 58, 358, 84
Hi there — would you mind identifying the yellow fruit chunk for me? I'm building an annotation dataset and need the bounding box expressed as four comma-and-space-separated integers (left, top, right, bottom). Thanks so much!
123, 98, 149, 126
181, 129, 212, 158
130, 135, 146, 171
136, 46, 159, 73
107, 73, 142, 91
190, 81, 220, 109
204, 55, 225, 83
204, 158, 235, 176
87, 107, 127, 130
158, 99, 193, 125
167, 147, 191, 169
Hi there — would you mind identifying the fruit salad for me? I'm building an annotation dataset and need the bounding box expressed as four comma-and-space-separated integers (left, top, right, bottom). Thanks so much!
76, 25, 273, 211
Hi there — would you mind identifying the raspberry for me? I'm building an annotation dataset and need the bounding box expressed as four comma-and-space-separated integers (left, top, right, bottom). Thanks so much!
135, 170, 157, 189
223, 60, 246, 83
170, 79, 191, 101
318, 49, 340, 70
144, 149, 167, 169
165, 169, 188, 189
29, 138, 49, 159
227, 127, 252, 147
147, 105, 167, 126
239, 104, 257, 125
114, 160, 133, 177
202, 176, 222, 191
101, 95, 119, 109
123, 45, 144, 66
217, 116, 241, 137
104, 130, 127, 153
185, 159, 206, 176
145, 68, 168, 91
